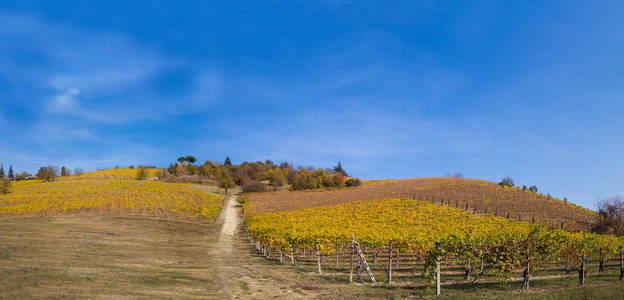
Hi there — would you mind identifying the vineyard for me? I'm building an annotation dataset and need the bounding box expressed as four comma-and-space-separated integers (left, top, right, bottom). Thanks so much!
245, 177, 596, 231
78, 168, 162, 179
0, 177, 224, 221
244, 197, 624, 294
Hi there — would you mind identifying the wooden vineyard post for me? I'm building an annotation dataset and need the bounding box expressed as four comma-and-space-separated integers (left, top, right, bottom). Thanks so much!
599, 248, 605, 272
336, 242, 340, 269
436, 241, 441, 296
290, 244, 295, 266
388, 240, 393, 284
350, 235, 354, 283
579, 255, 586, 285
619, 245, 623, 281
565, 256, 570, 274
316, 241, 322, 275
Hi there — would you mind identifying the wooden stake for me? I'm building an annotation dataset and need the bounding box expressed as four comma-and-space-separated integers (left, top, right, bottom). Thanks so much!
388, 240, 393, 284
619, 245, 623, 281
316, 241, 321, 275
336, 242, 340, 269
436, 241, 441, 296
290, 244, 295, 266
579, 255, 586, 285
599, 248, 604, 272
350, 235, 354, 283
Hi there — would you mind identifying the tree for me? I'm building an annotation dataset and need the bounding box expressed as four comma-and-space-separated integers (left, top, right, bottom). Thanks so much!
37, 166, 58, 181
498, 176, 514, 187
217, 168, 236, 194
528, 185, 538, 193
16, 171, 30, 180
333, 161, 348, 176
0, 164, 4, 178
74, 168, 84, 175
177, 156, 187, 164
61, 166, 70, 176
224, 156, 232, 166
592, 196, 624, 236
8, 166, 14, 180
186, 155, 197, 164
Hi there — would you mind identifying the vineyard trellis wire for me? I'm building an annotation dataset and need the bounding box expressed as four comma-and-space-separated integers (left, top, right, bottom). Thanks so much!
244, 197, 624, 295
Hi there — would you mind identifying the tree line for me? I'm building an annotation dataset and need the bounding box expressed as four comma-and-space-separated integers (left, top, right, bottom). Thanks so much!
162, 156, 361, 192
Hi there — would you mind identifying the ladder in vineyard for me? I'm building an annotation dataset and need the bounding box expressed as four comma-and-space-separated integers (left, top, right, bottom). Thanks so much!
353, 236, 376, 283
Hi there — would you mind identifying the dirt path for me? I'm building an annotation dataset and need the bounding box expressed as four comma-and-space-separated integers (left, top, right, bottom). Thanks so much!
0, 191, 337, 299
208, 191, 329, 299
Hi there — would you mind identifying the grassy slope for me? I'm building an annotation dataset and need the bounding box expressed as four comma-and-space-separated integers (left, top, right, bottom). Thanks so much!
0, 216, 220, 298
246, 177, 596, 230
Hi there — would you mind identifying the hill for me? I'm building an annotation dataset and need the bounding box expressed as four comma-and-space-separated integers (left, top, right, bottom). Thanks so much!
0, 175, 223, 221
244, 177, 596, 231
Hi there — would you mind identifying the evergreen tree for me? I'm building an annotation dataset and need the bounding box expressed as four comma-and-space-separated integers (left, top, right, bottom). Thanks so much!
61, 166, 68, 176
224, 156, 232, 166
333, 161, 348, 176
0, 164, 4, 178
8, 166, 14, 180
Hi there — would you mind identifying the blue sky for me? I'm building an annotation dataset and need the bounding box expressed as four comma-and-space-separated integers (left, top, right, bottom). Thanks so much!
1, 1, 623, 209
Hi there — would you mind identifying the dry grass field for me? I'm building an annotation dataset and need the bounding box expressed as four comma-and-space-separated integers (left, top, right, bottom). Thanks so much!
0, 216, 220, 298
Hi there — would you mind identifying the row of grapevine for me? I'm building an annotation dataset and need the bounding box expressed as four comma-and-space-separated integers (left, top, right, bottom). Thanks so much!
244, 197, 624, 293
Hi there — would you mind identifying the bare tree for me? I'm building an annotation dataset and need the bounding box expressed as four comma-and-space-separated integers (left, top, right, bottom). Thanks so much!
592, 196, 624, 236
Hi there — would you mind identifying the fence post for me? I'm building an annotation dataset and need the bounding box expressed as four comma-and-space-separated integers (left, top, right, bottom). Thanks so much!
436, 241, 441, 296
599, 248, 604, 272
619, 245, 623, 281
579, 255, 586, 285
336, 242, 340, 269
388, 240, 393, 284
316, 241, 322, 275
350, 235, 354, 283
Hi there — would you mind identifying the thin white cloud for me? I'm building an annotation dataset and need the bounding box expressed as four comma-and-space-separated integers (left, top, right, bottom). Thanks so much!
0, 12, 222, 123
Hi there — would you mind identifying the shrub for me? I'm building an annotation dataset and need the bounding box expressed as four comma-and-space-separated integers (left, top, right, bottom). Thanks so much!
345, 178, 362, 187
498, 176, 514, 187
136, 167, 148, 180
242, 182, 267, 193
0, 177, 10, 194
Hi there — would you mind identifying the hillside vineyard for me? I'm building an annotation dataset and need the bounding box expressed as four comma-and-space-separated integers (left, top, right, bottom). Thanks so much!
245, 178, 596, 231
